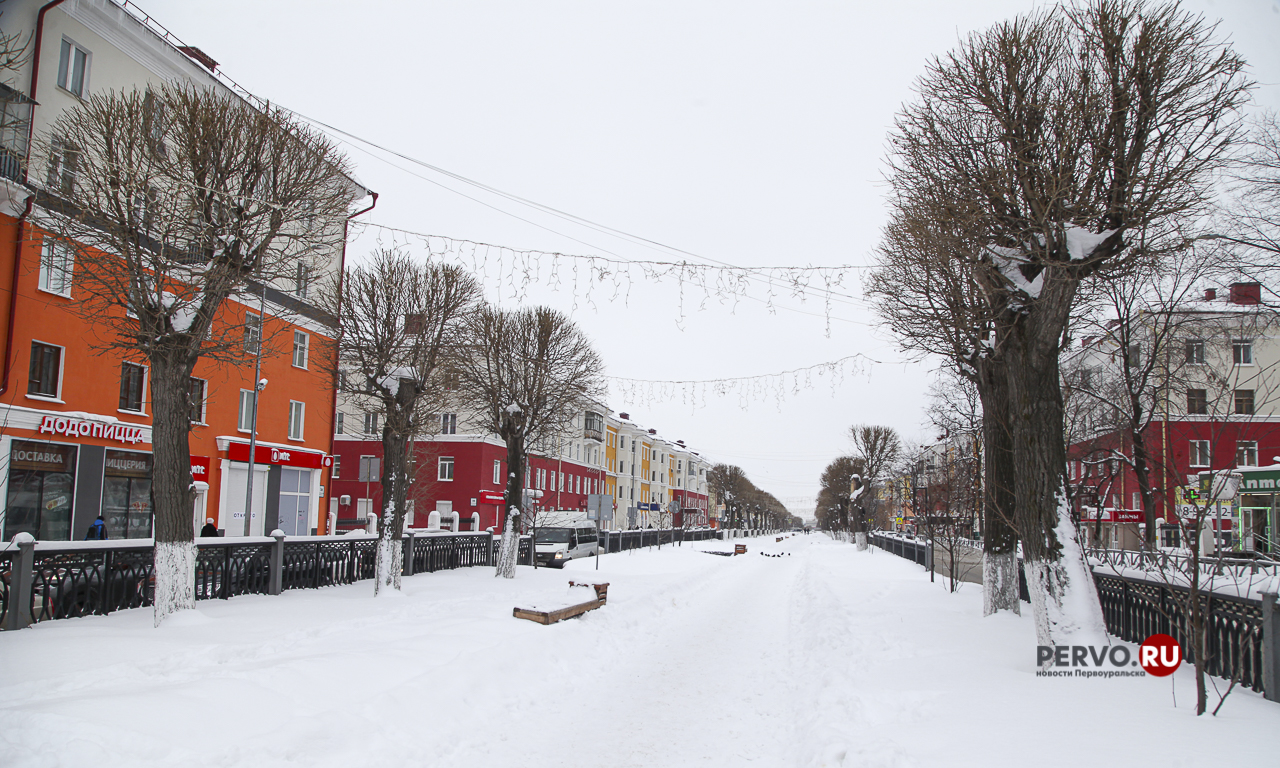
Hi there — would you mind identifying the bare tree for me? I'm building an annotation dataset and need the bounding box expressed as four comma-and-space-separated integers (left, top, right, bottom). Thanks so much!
886, 0, 1250, 645
848, 425, 901, 545
868, 198, 1022, 614
816, 456, 860, 535
452, 306, 604, 578
36, 84, 358, 624
324, 249, 481, 594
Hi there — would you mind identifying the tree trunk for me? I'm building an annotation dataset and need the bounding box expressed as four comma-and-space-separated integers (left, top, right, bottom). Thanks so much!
374, 415, 409, 595
149, 354, 197, 627
978, 360, 1020, 616
1126, 397, 1158, 549
496, 431, 525, 578
1004, 308, 1106, 647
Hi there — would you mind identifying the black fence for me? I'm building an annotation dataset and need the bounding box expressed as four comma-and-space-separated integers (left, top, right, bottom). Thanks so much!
867, 531, 1270, 696
1094, 573, 1265, 693
2, 527, 749, 630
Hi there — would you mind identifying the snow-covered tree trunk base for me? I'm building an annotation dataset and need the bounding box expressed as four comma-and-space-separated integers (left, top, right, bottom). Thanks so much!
374, 534, 403, 596
153, 541, 196, 627
495, 509, 520, 579
854, 532, 868, 551
982, 549, 1020, 616
1024, 506, 1107, 650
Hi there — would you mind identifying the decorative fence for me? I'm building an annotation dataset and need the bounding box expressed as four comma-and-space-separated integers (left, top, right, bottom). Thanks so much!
1, 527, 741, 630
868, 531, 1278, 700
1088, 547, 1279, 582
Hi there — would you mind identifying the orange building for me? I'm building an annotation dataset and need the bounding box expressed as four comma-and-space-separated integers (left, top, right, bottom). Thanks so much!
0, 0, 371, 541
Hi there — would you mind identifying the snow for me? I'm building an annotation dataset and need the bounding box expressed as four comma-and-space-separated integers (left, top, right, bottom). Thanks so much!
1064, 224, 1116, 262
1, 534, 1275, 767
987, 245, 1044, 299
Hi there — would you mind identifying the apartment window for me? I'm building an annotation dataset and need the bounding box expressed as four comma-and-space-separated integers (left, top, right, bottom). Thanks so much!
358, 456, 379, 482
39, 239, 74, 296
295, 263, 311, 300
288, 401, 305, 440
57, 38, 90, 97
292, 330, 309, 368
46, 136, 78, 196
188, 377, 206, 423
493, 460, 502, 485
441, 413, 457, 435
244, 313, 261, 355
1185, 339, 1204, 365
335, 412, 345, 435
238, 389, 254, 432
1234, 389, 1255, 415
559, 471, 565, 492
404, 313, 424, 334
118, 362, 145, 412
142, 89, 167, 157
28, 342, 61, 398
363, 412, 380, 435
1236, 441, 1258, 468
1186, 389, 1208, 415
1233, 340, 1253, 366
332, 456, 341, 478
1189, 440, 1211, 468
438, 457, 454, 481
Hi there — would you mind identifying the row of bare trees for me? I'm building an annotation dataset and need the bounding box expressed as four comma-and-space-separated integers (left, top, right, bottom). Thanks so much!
867, 0, 1252, 655
327, 250, 606, 587
706, 464, 795, 531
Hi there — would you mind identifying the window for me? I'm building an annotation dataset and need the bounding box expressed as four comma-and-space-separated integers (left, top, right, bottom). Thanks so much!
559, 472, 565, 492
358, 456, 379, 482
1234, 389, 1255, 415
438, 457, 454, 481
441, 413, 457, 435
1126, 344, 1141, 369
244, 313, 261, 355
39, 239, 74, 296
363, 412, 380, 435
1189, 440, 1211, 468
238, 389, 254, 432
332, 456, 341, 478
1233, 339, 1253, 366
295, 262, 311, 300
118, 362, 145, 412
1236, 441, 1258, 468
142, 89, 167, 157
292, 330, 309, 368
47, 136, 78, 196
1186, 389, 1207, 415
404, 313, 424, 334
188, 378, 206, 423
57, 38, 90, 97
493, 460, 502, 485
28, 342, 61, 398
1185, 339, 1204, 364
288, 400, 305, 440
335, 412, 344, 434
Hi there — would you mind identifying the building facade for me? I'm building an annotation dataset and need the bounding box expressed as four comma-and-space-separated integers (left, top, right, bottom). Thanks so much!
0, 0, 367, 541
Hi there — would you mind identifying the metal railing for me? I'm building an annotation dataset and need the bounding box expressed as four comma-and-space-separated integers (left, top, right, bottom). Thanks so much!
1087, 547, 1279, 581
868, 531, 1272, 697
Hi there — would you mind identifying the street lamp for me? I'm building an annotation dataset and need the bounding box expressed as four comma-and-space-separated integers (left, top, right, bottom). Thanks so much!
242, 376, 267, 536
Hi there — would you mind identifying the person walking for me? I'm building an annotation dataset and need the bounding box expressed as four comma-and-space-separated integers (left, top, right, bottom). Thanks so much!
84, 516, 107, 540
200, 518, 220, 537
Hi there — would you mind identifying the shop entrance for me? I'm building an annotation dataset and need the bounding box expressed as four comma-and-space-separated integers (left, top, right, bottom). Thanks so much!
278, 467, 313, 536
102, 450, 153, 539
4, 440, 77, 540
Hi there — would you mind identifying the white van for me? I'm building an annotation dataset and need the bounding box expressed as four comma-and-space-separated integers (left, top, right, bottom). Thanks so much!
535, 521, 600, 567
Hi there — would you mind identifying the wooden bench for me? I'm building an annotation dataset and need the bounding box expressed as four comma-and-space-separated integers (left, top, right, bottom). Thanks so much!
514, 581, 610, 625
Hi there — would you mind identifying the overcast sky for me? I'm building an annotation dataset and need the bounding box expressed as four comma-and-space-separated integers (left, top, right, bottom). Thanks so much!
144, 0, 1280, 519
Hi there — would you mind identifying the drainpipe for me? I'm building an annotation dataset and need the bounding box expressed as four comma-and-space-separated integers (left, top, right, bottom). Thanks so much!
325, 191, 377, 534
2, 2, 65, 395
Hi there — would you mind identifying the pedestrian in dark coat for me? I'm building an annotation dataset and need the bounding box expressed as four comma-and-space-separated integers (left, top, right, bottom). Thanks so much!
84, 516, 107, 540
200, 518, 220, 537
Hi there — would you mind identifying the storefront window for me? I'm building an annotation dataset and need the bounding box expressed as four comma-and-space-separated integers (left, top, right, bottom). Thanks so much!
102, 449, 153, 539
5, 440, 77, 540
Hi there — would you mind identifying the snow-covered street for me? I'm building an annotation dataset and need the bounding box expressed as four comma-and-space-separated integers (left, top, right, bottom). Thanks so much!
2, 534, 1275, 767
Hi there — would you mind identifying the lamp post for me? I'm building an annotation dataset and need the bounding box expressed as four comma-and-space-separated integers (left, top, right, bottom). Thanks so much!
242, 281, 268, 537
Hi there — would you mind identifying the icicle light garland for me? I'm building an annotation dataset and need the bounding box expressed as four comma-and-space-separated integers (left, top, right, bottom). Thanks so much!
358, 222, 865, 335
606, 354, 875, 411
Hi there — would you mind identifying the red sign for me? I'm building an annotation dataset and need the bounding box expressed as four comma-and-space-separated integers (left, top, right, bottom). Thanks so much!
226, 442, 325, 468
1139, 634, 1182, 676
479, 491, 506, 504
190, 455, 211, 480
